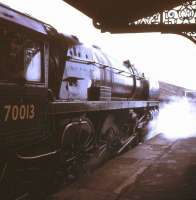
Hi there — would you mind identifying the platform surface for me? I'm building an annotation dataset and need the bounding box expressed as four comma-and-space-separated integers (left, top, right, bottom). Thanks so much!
52, 134, 196, 200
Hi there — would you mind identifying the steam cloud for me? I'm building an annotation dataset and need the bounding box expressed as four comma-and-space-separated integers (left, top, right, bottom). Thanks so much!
147, 97, 196, 140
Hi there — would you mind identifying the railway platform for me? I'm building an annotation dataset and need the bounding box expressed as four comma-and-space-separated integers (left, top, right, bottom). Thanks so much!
51, 134, 196, 200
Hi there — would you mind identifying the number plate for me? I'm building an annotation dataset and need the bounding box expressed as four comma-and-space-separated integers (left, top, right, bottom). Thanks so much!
2, 104, 36, 122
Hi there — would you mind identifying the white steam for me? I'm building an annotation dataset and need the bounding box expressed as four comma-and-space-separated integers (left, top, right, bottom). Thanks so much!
147, 97, 196, 140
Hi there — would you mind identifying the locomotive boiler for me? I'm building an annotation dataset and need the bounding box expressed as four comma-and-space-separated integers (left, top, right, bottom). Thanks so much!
0, 4, 159, 198
60, 40, 159, 102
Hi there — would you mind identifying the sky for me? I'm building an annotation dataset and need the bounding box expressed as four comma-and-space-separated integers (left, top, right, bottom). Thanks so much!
1, 0, 196, 89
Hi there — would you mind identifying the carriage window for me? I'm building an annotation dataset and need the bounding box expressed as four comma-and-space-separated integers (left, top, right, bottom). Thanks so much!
0, 27, 43, 83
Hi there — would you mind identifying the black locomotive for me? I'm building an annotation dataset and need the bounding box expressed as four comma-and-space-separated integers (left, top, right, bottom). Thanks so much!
0, 4, 159, 197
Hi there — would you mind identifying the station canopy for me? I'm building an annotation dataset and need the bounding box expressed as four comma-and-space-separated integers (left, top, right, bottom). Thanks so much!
64, 0, 196, 36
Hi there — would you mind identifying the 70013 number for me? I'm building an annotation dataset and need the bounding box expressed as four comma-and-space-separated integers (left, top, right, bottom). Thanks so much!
3, 104, 36, 122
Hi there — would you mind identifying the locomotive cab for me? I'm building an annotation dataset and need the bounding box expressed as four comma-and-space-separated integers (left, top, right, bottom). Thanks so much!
0, 5, 49, 151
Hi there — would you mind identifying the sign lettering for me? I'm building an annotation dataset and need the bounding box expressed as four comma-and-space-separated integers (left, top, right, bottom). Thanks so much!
3, 104, 36, 121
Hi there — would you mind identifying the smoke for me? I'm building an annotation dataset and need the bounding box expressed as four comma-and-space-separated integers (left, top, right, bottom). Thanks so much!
147, 97, 196, 140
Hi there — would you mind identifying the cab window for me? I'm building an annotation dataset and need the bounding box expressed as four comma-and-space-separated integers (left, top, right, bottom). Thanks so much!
25, 42, 42, 82
0, 26, 43, 83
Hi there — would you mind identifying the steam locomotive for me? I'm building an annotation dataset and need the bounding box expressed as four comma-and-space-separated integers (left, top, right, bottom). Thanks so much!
0, 4, 159, 197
